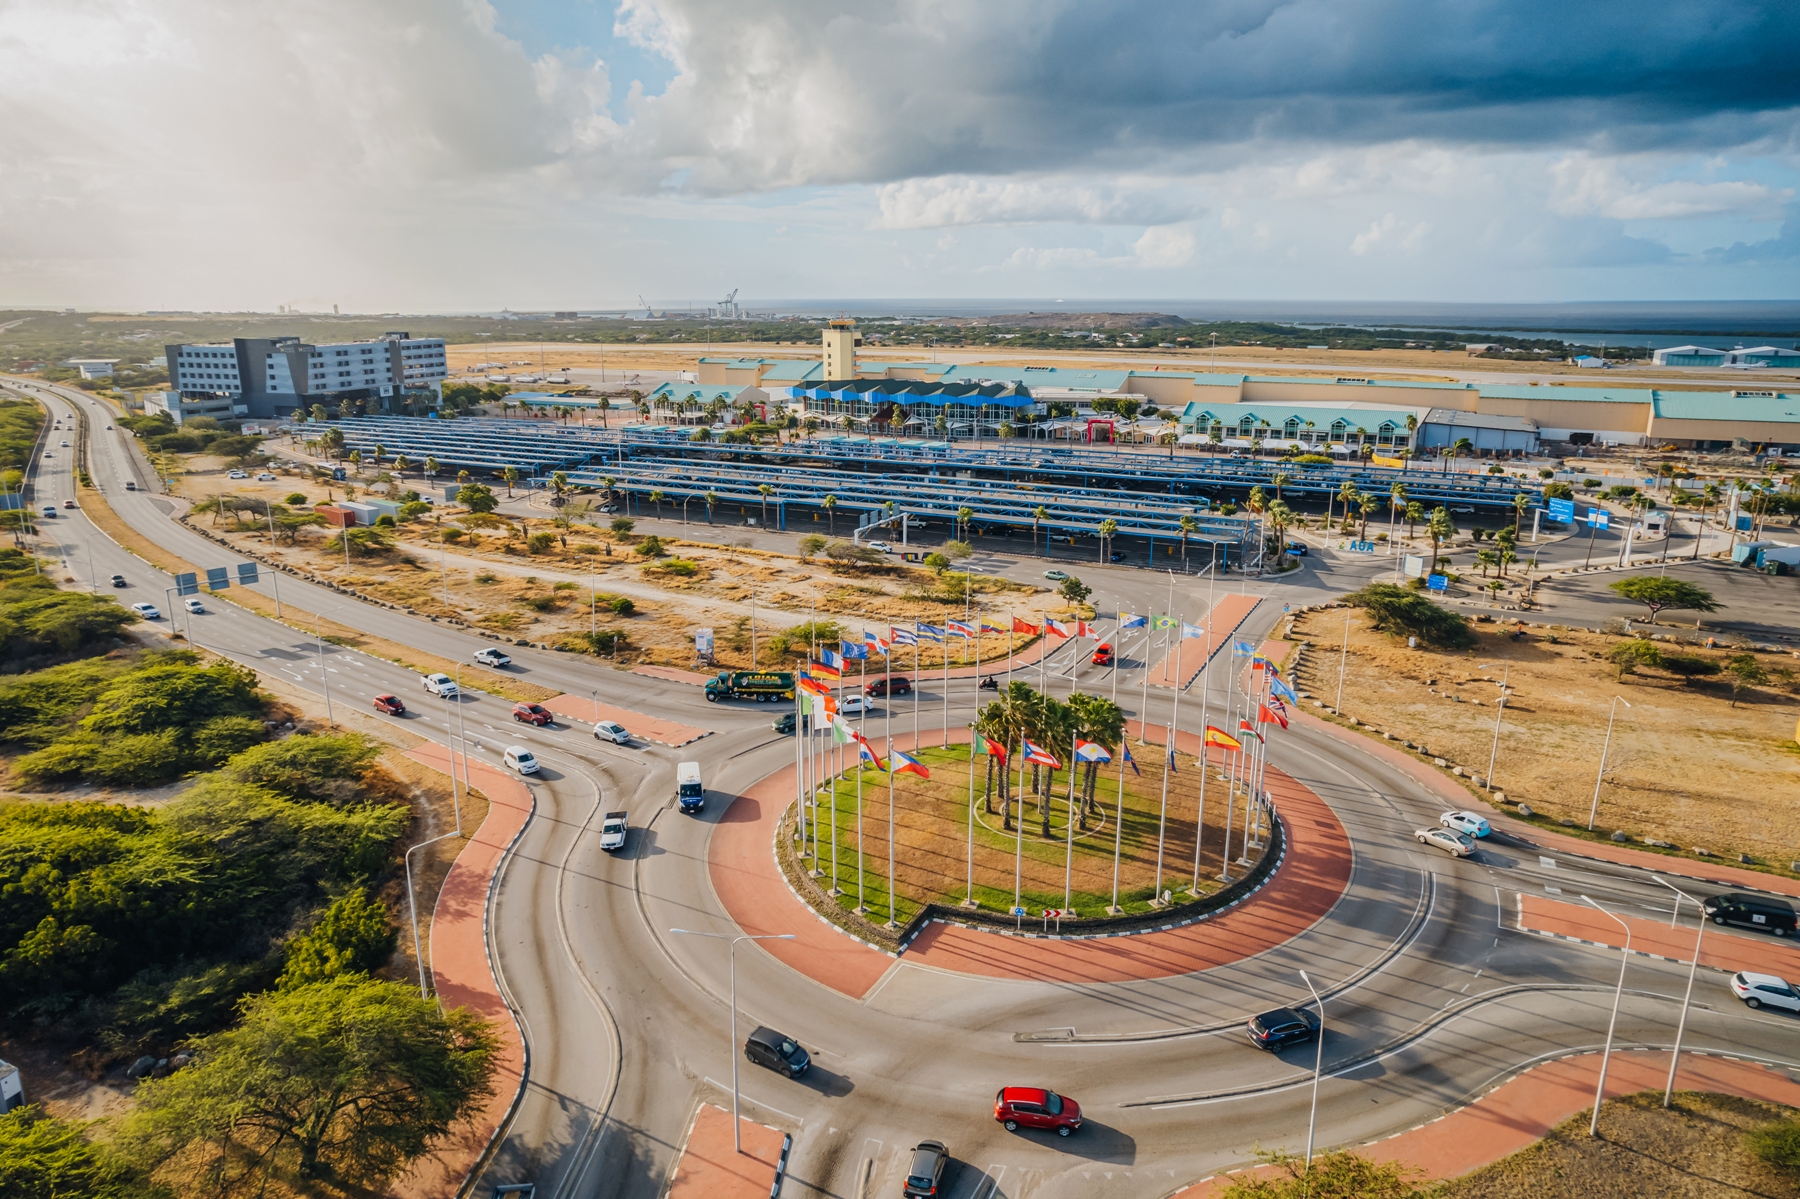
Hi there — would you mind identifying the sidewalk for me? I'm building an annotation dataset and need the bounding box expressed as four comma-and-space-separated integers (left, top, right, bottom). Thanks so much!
1518, 893, 1800, 977
666, 1104, 789, 1199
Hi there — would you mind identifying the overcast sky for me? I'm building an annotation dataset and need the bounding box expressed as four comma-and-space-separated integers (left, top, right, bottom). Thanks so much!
2, 0, 1797, 312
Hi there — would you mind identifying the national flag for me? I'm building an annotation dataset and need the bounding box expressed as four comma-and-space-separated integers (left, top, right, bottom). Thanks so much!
1233, 639, 1256, 655
809, 659, 842, 680
1122, 743, 1140, 776
858, 741, 886, 770
889, 748, 931, 778
1238, 718, 1265, 743
1045, 618, 1073, 638
1022, 739, 1061, 768
841, 640, 868, 660
1075, 619, 1097, 639
915, 622, 946, 642
1150, 615, 1176, 630
891, 626, 919, 646
1266, 694, 1289, 716
831, 717, 855, 744
1119, 612, 1147, 629
1203, 726, 1243, 750
981, 736, 1009, 763
1166, 743, 1179, 773
980, 620, 1005, 634
865, 630, 890, 656
821, 647, 844, 671
1251, 655, 1273, 672
1259, 702, 1289, 730
1181, 622, 1207, 639
796, 675, 831, 695
1270, 675, 1300, 705
1012, 616, 1039, 634
1074, 740, 1111, 763
948, 619, 976, 638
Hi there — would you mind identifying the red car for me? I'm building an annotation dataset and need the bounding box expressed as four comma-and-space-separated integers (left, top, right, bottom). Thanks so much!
513, 702, 554, 726
865, 676, 913, 697
994, 1086, 1081, 1136
1090, 643, 1114, 666
373, 694, 405, 715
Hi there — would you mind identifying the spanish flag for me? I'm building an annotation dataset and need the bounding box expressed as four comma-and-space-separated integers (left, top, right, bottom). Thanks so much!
1203, 726, 1242, 751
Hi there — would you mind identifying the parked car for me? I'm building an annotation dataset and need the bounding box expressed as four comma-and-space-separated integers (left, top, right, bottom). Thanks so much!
1284, 541, 1308, 556
513, 702, 554, 726
743, 1026, 810, 1077
599, 811, 628, 852
474, 647, 512, 667
502, 746, 540, 775
1440, 811, 1491, 838
1044, 569, 1069, 581
1706, 893, 1798, 937
1108, 552, 1126, 562
227, 469, 248, 479
257, 472, 278, 481
593, 720, 631, 744
994, 1087, 1082, 1136
838, 694, 874, 715
1415, 826, 1475, 858
1091, 643, 1114, 666
1731, 971, 1800, 1011
110, 574, 127, 588
423, 673, 459, 697
373, 694, 406, 715
901, 1141, 949, 1198
865, 676, 912, 697
1247, 1006, 1320, 1051
129, 602, 161, 620
183, 598, 205, 614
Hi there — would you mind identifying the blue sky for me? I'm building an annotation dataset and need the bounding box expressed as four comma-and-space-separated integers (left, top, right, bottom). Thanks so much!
0, 0, 1796, 311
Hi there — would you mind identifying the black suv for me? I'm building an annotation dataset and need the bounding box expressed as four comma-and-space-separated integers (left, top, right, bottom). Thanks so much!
1247, 1006, 1320, 1051
1705, 893, 1798, 937
902, 1140, 948, 1197
744, 1026, 810, 1078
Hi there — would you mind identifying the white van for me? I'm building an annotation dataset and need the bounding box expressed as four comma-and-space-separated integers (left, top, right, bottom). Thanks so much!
676, 761, 704, 812
503, 746, 540, 775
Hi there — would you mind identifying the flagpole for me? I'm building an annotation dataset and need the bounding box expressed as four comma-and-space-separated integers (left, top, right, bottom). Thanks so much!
1064, 728, 1078, 912
1137, 627, 1157, 746
855, 737, 866, 914
886, 731, 896, 928
1109, 740, 1126, 914
966, 721, 977, 907
1014, 734, 1026, 922
830, 714, 841, 897
942, 607, 950, 749
1154, 612, 1184, 906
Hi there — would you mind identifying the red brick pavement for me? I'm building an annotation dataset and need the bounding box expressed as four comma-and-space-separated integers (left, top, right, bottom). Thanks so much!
1519, 892, 1800, 978
666, 1103, 787, 1199
1148, 593, 1263, 689
540, 692, 711, 746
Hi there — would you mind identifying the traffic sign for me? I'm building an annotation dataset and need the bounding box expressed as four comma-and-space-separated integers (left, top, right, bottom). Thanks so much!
1041, 909, 1069, 919
235, 562, 259, 585
173, 571, 199, 596
1586, 509, 1610, 529
1009, 905, 1027, 917
1427, 573, 1449, 592
1547, 497, 1574, 523
205, 566, 230, 590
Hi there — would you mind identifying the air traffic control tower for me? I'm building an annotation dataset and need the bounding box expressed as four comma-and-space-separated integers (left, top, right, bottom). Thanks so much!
822, 317, 861, 380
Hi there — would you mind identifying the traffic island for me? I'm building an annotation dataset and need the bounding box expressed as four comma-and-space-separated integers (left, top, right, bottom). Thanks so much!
667, 1104, 790, 1199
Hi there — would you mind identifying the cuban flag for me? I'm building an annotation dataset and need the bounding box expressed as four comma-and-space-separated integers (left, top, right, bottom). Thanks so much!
1119, 612, 1148, 629
947, 620, 977, 639
840, 639, 868, 660
1044, 618, 1073, 639
915, 622, 946, 642
888, 748, 931, 778
1270, 675, 1300, 705
890, 626, 919, 646
865, 630, 890, 656
1074, 740, 1112, 763
1022, 739, 1061, 768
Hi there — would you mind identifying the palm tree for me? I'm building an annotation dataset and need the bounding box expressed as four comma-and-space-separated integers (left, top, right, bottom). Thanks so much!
1511, 492, 1529, 537
1427, 506, 1455, 573
1178, 514, 1198, 573
309, 403, 329, 424
1066, 692, 1125, 821
1267, 499, 1295, 567
649, 488, 665, 520
503, 466, 520, 497
958, 506, 974, 541
1476, 548, 1498, 577
1357, 493, 1377, 540
703, 490, 717, 523
757, 483, 774, 526
1334, 478, 1358, 531
372, 443, 385, 469
598, 396, 611, 427
393, 454, 409, 479
1388, 481, 1407, 542
1033, 505, 1049, 556
348, 449, 362, 475
1271, 471, 1290, 501
1098, 518, 1118, 563
551, 471, 570, 505
1405, 499, 1423, 539
424, 456, 439, 484
1404, 413, 1418, 459
822, 494, 837, 535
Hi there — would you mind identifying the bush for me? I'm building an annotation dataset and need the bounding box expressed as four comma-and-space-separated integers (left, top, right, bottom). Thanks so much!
527, 531, 557, 554
636, 535, 666, 557
519, 594, 561, 612
0, 1105, 141, 1198
1343, 583, 1475, 648
1607, 638, 1662, 679
1660, 653, 1722, 684
325, 527, 396, 557
797, 534, 827, 560
374, 513, 396, 528
609, 597, 635, 615
1748, 1115, 1800, 1170
609, 517, 635, 536
458, 483, 499, 514
578, 630, 628, 655
1543, 481, 1574, 500
278, 887, 396, 989
285, 492, 309, 506
398, 500, 432, 520
653, 558, 699, 577
221, 733, 381, 805
1217, 1148, 1424, 1198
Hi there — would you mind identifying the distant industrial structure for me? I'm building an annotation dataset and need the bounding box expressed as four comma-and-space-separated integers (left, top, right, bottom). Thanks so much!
1652, 344, 1800, 369
162, 331, 446, 421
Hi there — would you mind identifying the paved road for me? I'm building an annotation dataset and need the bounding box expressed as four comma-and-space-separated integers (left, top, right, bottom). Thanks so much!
10, 379, 1800, 1199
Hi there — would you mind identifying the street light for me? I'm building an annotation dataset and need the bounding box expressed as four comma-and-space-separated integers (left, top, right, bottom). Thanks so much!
1651, 875, 1707, 1108
1580, 894, 1631, 1137
668, 929, 796, 1152
1586, 695, 1632, 830
1478, 663, 1510, 790
1300, 969, 1325, 1182
314, 603, 349, 726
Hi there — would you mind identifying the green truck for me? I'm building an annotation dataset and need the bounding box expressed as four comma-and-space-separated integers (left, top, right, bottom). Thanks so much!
704, 670, 796, 704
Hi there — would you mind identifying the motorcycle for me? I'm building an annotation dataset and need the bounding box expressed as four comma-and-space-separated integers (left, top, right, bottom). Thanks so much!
978, 676, 1000, 691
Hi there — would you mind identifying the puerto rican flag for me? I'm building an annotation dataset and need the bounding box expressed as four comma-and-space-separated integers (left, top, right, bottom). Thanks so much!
1022, 738, 1061, 768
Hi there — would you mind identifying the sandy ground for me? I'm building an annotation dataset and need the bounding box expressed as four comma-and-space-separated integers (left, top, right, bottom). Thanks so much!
1290, 607, 1800, 865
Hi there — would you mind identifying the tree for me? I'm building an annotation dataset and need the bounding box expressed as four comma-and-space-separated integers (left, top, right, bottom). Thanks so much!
1357, 493, 1377, 539
1475, 548, 1498, 577
1512, 492, 1530, 537
1607, 638, 1662, 680
1725, 652, 1769, 707
278, 887, 396, 988
1057, 575, 1092, 607
120, 976, 497, 1195
1343, 582, 1474, 648
1404, 500, 1423, 538
1034, 505, 1050, 556
822, 494, 837, 535
958, 505, 975, 541
1178, 514, 1198, 572
797, 533, 827, 560
502, 466, 520, 497
923, 552, 951, 575
610, 516, 636, 538
1426, 506, 1454, 573
1217, 1147, 1425, 1199
1607, 577, 1719, 623
1066, 692, 1124, 819
457, 483, 499, 514
1098, 518, 1118, 562
649, 488, 665, 519
703, 490, 718, 523
392, 454, 409, 478
757, 483, 774, 526
1266, 499, 1294, 566
0, 1105, 140, 1198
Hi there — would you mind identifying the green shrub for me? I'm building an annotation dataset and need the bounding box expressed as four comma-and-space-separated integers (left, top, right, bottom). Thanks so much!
553, 580, 578, 591
636, 535, 666, 557
527, 531, 556, 554
1748, 1115, 1800, 1170
609, 597, 635, 615
652, 558, 698, 577
0, 1105, 141, 1198
519, 594, 561, 612
221, 733, 379, 804
278, 887, 396, 989
474, 572, 497, 584
374, 513, 396, 528
1343, 582, 1475, 649
285, 492, 309, 506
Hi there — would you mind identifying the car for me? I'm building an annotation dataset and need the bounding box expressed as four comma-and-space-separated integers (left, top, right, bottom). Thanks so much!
1044, 569, 1069, 581
1284, 541, 1308, 556
373, 694, 406, 715
124, 480, 136, 490
901, 1141, 949, 1198
257, 472, 277, 481
105, 424, 113, 430
1091, 643, 1114, 666
59, 439, 69, 447
1705, 893, 1798, 937
502, 746, 540, 775
599, 810, 628, 852
1450, 505, 1476, 515
773, 710, 800, 735
1247, 1006, 1320, 1051
1415, 826, 1475, 857
593, 720, 631, 744
474, 647, 512, 667
1108, 552, 1126, 562
183, 598, 205, 614
42, 452, 51, 459
743, 1026, 811, 1077
994, 1086, 1082, 1136
227, 470, 248, 479
865, 676, 913, 697
63, 499, 75, 508
598, 503, 618, 514
838, 693, 874, 715
513, 702, 553, 726
1731, 972, 1800, 1012
423, 672, 459, 697
1440, 810, 1491, 838
865, 540, 892, 552
129, 602, 161, 620
40, 506, 55, 518
110, 574, 127, 587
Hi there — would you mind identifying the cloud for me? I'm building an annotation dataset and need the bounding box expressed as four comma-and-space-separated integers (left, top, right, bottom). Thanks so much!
1133, 225, 1196, 268
872, 176, 1196, 229
1550, 155, 1792, 221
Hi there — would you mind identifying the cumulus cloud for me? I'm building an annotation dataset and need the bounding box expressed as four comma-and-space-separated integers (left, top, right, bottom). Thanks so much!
1549, 155, 1792, 221
873, 176, 1197, 229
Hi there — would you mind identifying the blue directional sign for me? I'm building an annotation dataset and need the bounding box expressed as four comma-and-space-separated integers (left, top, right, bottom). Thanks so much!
1586, 509, 1610, 529
1427, 573, 1449, 592
205, 566, 230, 591
173, 571, 199, 596
1547, 497, 1574, 523
235, 562, 260, 585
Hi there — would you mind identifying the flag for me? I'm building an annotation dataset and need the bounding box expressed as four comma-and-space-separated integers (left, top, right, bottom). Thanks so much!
810, 659, 842, 680
1022, 739, 1061, 768
889, 748, 931, 778
1266, 694, 1289, 717
1122, 743, 1140, 776
891, 626, 919, 646
1045, 618, 1073, 638
948, 619, 976, 638
915, 622, 946, 642
1181, 622, 1207, 639
831, 717, 855, 744
1270, 675, 1300, 705
821, 647, 844, 671
1233, 639, 1256, 655
1151, 614, 1176, 630
796, 675, 831, 695
1166, 743, 1179, 773
1074, 740, 1111, 763
859, 741, 886, 770
1251, 655, 1273, 672
1259, 702, 1289, 730
1012, 616, 1039, 634
981, 736, 1008, 763
1119, 612, 1147, 629
980, 619, 1005, 634
865, 630, 890, 656
1075, 619, 1098, 639
1238, 718, 1265, 743
1204, 726, 1243, 750
840, 639, 868, 660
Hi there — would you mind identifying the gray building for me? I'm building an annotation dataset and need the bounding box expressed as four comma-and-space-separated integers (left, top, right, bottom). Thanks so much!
1417, 408, 1540, 455
164, 332, 446, 421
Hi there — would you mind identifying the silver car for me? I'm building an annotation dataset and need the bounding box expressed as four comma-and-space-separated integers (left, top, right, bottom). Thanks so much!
1415, 826, 1475, 858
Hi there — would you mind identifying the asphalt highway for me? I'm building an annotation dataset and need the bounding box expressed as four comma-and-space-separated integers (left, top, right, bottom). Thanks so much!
10, 380, 1800, 1199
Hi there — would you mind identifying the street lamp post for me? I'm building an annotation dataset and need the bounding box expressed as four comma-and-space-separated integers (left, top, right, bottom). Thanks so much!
1580, 894, 1632, 1137
314, 603, 349, 726
1479, 663, 1510, 790
1586, 695, 1632, 830
1651, 875, 1707, 1108
668, 929, 796, 1152
1300, 969, 1324, 1181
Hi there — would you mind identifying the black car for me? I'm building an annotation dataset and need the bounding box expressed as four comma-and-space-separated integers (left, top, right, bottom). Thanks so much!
110, 574, 127, 588
1705, 893, 1798, 937
772, 711, 811, 735
744, 1026, 810, 1078
1247, 1006, 1320, 1051
902, 1140, 948, 1198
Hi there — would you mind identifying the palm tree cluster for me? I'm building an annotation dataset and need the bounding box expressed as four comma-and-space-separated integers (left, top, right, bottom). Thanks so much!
972, 683, 1124, 836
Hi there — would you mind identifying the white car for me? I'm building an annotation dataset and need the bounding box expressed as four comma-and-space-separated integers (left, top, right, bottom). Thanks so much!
423, 672, 459, 697
838, 693, 874, 715
59, 440, 69, 447
593, 720, 631, 745
503, 745, 540, 775
40, 506, 55, 518
256, 472, 278, 481
1415, 826, 1475, 858
1441, 811, 1491, 838
183, 598, 205, 614
1731, 971, 1800, 1012
866, 540, 892, 552
474, 647, 512, 667
227, 470, 248, 479
129, 602, 162, 620
599, 810, 628, 851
